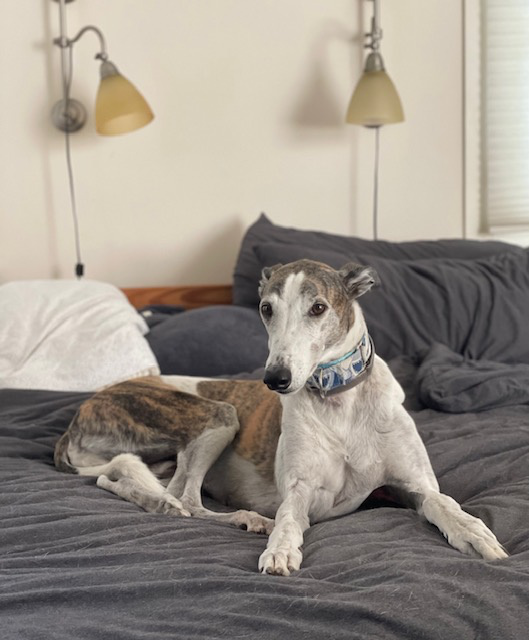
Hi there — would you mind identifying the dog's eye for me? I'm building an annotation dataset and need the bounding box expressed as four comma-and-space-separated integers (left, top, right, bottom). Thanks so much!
309, 303, 327, 317
260, 302, 273, 319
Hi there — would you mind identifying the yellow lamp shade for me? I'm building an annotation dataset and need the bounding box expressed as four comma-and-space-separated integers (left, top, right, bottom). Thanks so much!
95, 61, 154, 135
346, 69, 404, 127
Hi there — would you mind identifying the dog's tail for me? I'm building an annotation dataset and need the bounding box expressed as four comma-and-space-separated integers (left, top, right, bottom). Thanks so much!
54, 429, 77, 474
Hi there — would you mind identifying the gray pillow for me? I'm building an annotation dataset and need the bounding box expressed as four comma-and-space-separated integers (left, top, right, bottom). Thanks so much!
253, 242, 529, 364
146, 305, 268, 376
233, 213, 523, 308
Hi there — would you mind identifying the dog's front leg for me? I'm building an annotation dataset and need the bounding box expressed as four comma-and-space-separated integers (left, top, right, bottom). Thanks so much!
258, 479, 312, 576
386, 407, 508, 560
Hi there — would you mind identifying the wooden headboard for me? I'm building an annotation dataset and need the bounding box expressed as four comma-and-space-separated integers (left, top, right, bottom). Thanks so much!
122, 284, 233, 310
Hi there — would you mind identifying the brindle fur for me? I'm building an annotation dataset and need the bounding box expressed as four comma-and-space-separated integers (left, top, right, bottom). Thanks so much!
55, 377, 238, 471
197, 380, 281, 481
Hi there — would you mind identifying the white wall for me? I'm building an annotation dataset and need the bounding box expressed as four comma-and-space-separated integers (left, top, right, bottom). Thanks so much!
0, 0, 465, 286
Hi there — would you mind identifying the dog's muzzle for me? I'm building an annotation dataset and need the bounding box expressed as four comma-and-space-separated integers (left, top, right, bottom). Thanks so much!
263, 366, 292, 393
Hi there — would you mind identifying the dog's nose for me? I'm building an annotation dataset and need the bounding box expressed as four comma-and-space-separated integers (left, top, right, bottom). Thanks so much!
263, 366, 292, 392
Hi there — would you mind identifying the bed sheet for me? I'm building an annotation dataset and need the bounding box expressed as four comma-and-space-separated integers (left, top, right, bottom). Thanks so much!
1, 384, 528, 640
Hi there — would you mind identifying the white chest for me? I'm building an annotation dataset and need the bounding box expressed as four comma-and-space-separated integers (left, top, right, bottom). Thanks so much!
276, 392, 386, 520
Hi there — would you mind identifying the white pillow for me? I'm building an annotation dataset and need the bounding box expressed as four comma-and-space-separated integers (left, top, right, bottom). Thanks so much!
0, 279, 160, 391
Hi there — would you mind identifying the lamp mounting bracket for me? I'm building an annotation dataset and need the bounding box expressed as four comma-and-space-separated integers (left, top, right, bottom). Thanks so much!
51, 98, 87, 132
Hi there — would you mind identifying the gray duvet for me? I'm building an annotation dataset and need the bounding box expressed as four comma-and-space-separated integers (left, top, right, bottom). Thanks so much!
1, 352, 528, 640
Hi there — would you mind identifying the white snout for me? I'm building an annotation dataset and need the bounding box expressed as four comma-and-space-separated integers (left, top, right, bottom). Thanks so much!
265, 337, 321, 394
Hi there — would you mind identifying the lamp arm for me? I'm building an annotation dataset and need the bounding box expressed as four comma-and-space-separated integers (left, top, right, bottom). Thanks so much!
53, 25, 109, 62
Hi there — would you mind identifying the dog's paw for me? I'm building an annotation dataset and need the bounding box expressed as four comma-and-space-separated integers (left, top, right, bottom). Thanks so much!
423, 494, 508, 561
96, 474, 118, 492
232, 510, 275, 535
258, 544, 302, 576
155, 493, 191, 518
447, 512, 507, 561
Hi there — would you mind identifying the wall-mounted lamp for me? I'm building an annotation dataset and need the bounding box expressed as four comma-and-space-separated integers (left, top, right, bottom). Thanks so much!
346, 0, 404, 239
51, 0, 154, 277
52, 0, 154, 136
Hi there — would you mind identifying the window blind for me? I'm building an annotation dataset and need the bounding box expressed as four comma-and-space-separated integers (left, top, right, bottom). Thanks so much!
482, 0, 529, 229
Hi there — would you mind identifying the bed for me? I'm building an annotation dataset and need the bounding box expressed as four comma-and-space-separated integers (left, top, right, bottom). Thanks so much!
1, 214, 529, 639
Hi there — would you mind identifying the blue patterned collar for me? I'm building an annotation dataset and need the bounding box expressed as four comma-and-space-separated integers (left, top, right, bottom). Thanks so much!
305, 333, 374, 397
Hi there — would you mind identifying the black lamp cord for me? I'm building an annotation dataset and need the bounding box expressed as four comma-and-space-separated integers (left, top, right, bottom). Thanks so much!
60, 35, 85, 279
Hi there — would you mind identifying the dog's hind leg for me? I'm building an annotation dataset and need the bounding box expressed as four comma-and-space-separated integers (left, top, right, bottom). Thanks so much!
166, 424, 274, 534
79, 453, 191, 517
97, 475, 191, 517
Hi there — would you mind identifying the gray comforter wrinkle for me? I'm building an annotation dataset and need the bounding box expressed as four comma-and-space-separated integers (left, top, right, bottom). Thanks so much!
417, 343, 529, 412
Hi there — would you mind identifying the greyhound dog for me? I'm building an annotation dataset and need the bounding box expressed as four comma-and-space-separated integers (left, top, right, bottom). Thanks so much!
55, 259, 507, 575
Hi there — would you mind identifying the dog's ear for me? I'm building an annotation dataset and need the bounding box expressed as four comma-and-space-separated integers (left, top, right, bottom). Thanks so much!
259, 263, 282, 296
339, 262, 379, 299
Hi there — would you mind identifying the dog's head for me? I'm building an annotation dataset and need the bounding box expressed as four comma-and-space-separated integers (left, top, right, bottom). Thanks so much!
258, 259, 378, 395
